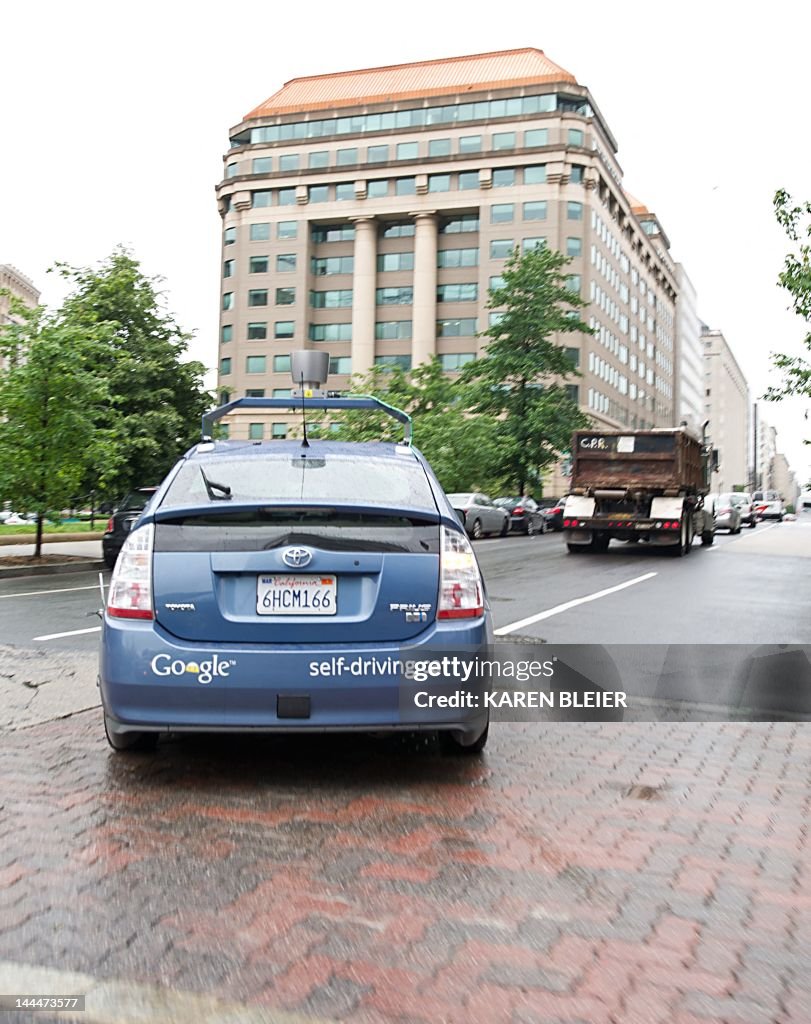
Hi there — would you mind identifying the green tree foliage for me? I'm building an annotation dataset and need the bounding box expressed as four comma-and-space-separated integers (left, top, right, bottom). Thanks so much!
461, 244, 592, 492
329, 361, 506, 494
0, 304, 120, 556
54, 247, 212, 497
767, 189, 811, 431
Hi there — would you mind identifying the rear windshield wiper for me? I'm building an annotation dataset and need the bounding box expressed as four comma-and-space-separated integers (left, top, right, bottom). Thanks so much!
200, 467, 232, 501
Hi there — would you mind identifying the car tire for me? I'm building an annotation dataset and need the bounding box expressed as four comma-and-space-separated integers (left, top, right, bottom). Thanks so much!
732, 524, 742, 534
103, 552, 117, 570
591, 534, 610, 553
439, 722, 489, 756
526, 519, 535, 537
701, 528, 714, 546
499, 518, 509, 537
104, 714, 158, 753
748, 519, 757, 528
471, 519, 483, 540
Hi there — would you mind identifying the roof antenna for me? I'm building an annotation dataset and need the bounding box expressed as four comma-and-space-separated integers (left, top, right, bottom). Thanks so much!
299, 372, 310, 449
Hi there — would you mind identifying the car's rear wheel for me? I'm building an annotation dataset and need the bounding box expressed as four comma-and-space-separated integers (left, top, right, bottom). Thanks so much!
104, 714, 158, 753
749, 519, 757, 528
499, 518, 509, 537
471, 519, 483, 540
526, 519, 536, 537
439, 721, 489, 756
103, 552, 117, 570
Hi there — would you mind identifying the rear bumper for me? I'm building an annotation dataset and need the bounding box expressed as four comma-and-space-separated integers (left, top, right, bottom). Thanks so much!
100, 616, 492, 738
563, 517, 680, 545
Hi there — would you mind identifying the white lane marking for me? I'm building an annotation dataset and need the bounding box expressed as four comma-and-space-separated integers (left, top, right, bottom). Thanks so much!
0, 584, 99, 600
33, 626, 101, 641
495, 571, 658, 636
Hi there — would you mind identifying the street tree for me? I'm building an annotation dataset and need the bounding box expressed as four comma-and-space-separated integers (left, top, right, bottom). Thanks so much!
460, 244, 592, 493
766, 188, 811, 432
53, 247, 212, 498
0, 303, 120, 556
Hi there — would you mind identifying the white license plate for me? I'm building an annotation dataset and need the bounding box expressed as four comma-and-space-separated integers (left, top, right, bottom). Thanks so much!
256, 574, 337, 616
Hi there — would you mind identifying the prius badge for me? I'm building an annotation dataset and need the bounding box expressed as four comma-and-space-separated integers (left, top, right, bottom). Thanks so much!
282, 546, 313, 568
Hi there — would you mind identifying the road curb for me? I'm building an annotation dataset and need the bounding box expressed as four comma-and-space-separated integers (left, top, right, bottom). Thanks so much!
0, 560, 106, 580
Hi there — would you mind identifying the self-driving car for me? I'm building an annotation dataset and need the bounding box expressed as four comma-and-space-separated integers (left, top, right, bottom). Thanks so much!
100, 353, 492, 756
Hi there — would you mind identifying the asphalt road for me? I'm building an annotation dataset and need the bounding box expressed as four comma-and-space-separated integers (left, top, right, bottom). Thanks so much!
0, 521, 809, 653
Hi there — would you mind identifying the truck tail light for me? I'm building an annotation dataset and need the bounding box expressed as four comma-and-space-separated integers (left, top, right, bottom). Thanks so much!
438, 525, 483, 620
107, 523, 154, 620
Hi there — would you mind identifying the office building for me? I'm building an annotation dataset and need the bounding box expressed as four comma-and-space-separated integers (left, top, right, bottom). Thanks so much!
674, 264, 703, 435
702, 325, 750, 492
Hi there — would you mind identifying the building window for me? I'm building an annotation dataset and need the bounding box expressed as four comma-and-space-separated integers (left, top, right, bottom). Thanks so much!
568, 128, 585, 146
368, 144, 389, 163
247, 390, 267, 398
377, 252, 414, 272
276, 287, 296, 305
274, 322, 295, 339
248, 289, 268, 307
273, 355, 291, 373
220, 357, 232, 375
525, 128, 549, 147
458, 171, 479, 190
437, 283, 478, 302
309, 151, 329, 169
272, 423, 287, 438
492, 131, 516, 150
524, 165, 546, 184
335, 183, 355, 201
521, 236, 546, 253
250, 223, 270, 241
272, 388, 292, 398
396, 142, 418, 160
277, 221, 298, 239
278, 188, 296, 205
251, 190, 272, 208
570, 165, 584, 184
566, 274, 581, 294
312, 224, 354, 242
459, 135, 482, 153
428, 174, 451, 193
376, 287, 413, 305
566, 384, 580, 404
221, 324, 233, 343
439, 352, 475, 371
566, 237, 582, 257
437, 318, 477, 337
224, 226, 236, 245
490, 240, 514, 259
337, 147, 358, 165
368, 179, 389, 197
311, 289, 353, 308
279, 154, 299, 171
223, 259, 234, 278
395, 177, 416, 196
312, 256, 354, 275
249, 256, 269, 274
219, 423, 230, 439
222, 292, 234, 310
252, 157, 272, 174
489, 311, 505, 327
491, 203, 514, 224
375, 320, 412, 339
277, 254, 297, 272
309, 323, 352, 342
247, 322, 267, 340
375, 355, 412, 371
309, 185, 329, 203
440, 214, 479, 234
249, 423, 264, 440
226, 162, 238, 178
437, 248, 479, 268
429, 138, 451, 157
489, 275, 505, 291
219, 390, 231, 405
492, 168, 516, 188
523, 201, 547, 221
381, 221, 415, 238
567, 201, 584, 220
329, 356, 352, 374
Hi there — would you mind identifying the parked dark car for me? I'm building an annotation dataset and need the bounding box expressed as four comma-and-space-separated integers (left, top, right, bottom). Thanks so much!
102, 487, 158, 569
494, 496, 547, 535
539, 498, 566, 532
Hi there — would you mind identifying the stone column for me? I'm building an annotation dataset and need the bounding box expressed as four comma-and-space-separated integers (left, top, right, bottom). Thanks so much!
411, 211, 438, 366
350, 217, 377, 376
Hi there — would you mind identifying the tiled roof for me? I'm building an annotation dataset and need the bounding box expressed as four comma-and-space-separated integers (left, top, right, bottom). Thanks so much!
246, 48, 578, 119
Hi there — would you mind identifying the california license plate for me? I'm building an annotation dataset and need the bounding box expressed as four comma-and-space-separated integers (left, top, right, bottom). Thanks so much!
256, 575, 337, 615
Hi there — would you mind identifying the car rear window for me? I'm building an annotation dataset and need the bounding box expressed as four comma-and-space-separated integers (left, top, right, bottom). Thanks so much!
162, 454, 437, 510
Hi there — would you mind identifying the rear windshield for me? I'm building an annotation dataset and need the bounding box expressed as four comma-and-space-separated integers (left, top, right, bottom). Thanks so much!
120, 490, 155, 511
163, 455, 437, 510
447, 493, 472, 504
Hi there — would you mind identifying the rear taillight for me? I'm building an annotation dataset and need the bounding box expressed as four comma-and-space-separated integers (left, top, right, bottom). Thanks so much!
438, 526, 484, 620
107, 523, 154, 620
105, 517, 114, 532
513, 506, 524, 515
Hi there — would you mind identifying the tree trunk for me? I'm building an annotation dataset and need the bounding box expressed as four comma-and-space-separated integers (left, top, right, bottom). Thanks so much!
35, 514, 44, 558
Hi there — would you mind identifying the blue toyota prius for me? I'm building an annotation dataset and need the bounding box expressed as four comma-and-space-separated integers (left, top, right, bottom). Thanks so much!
100, 355, 492, 755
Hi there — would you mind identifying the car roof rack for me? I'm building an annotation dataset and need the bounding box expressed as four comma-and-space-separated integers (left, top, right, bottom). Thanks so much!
201, 395, 412, 445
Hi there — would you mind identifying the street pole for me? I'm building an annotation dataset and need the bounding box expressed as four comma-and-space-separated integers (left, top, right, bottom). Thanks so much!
752, 402, 758, 492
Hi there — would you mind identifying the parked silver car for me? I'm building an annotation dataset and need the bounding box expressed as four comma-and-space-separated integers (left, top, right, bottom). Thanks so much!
712, 493, 743, 534
447, 493, 510, 540
729, 492, 757, 528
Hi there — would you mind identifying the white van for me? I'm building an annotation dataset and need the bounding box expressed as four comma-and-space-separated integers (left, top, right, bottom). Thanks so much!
752, 490, 785, 522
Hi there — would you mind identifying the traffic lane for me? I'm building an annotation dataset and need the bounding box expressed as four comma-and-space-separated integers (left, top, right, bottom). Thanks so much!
0, 570, 106, 651
1, 712, 808, 1022
485, 524, 810, 644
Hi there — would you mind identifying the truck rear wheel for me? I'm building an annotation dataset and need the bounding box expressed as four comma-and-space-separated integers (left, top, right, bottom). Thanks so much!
701, 527, 714, 546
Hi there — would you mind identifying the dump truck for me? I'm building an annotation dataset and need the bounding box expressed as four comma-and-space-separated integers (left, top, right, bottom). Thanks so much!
562, 428, 716, 556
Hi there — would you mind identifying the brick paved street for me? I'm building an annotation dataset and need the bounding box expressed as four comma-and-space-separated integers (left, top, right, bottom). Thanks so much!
1, 702, 810, 1023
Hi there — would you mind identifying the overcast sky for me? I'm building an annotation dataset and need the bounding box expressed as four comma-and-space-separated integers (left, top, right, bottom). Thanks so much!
3, 0, 810, 484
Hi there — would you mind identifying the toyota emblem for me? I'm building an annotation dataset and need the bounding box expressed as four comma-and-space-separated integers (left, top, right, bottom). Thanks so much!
282, 546, 313, 568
